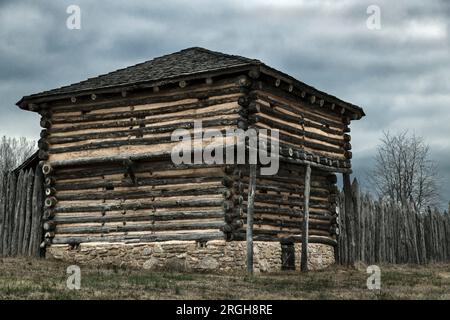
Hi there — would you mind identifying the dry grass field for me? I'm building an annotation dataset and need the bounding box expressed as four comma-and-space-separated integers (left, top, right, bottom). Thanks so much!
0, 258, 449, 300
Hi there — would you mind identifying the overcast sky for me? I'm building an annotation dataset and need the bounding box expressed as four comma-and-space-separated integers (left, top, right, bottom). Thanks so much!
1, 0, 449, 207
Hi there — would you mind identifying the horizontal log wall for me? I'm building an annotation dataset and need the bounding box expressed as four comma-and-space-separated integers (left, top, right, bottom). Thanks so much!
39, 72, 344, 246
40, 78, 253, 245
231, 162, 338, 244
44, 160, 230, 244
249, 79, 351, 164
43, 77, 245, 162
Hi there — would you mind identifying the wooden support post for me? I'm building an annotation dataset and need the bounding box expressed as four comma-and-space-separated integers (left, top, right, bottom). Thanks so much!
246, 163, 256, 275
301, 164, 311, 272
343, 172, 354, 265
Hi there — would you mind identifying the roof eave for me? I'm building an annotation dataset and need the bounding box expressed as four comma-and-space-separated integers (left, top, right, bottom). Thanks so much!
16, 63, 257, 110
259, 65, 365, 121
16, 58, 365, 121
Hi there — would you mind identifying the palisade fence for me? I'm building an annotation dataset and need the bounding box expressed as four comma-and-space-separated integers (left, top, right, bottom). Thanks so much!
337, 179, 450, 265
2, 165, 450, 266
0, 168, 44, 257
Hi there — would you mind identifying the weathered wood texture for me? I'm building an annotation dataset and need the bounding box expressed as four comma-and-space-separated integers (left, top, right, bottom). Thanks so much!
37, 74, 345, 246
42, 160, 339, 245
0, 169, 44, 257
300, 164, 311, 272
237, 163, 338, 242
249, 79, 352, 167
44, 78, 245, 162
44, 160, 229, 244
337, 178, 450, 265
246, 163, 256, 274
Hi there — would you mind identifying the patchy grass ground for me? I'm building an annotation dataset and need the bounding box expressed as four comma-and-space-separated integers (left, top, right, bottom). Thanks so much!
0, 258, 449, 299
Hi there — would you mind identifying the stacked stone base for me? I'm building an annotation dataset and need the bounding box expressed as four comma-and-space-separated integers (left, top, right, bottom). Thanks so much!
46, 240, 335, 273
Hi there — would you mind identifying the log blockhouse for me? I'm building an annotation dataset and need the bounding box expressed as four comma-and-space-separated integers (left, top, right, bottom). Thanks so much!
17, 47, 365, 272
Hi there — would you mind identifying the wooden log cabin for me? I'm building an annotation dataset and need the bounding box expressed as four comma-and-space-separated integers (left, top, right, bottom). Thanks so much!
16, 47, 365, 271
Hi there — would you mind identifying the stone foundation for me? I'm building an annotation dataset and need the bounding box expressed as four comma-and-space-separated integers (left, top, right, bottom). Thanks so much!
46, 240, 335, 273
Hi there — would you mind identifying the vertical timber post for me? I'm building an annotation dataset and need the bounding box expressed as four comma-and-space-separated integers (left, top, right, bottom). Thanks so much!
246, 163, 257, 275
301, 164, 311, 272
342, 172, 354, 265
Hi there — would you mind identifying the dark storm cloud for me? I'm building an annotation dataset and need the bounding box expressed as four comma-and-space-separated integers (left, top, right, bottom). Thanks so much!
0, 0, 449, 207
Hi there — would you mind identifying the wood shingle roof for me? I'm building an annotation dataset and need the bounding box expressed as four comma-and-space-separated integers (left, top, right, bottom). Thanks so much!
17, 47, 364, 118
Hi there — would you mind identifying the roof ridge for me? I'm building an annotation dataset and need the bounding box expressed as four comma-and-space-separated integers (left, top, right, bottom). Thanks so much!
187, 46, 260, 64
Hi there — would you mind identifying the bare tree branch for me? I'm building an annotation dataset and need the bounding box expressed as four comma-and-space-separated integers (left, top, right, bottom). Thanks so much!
0, 135, 36, 194
369, 131, 439, 212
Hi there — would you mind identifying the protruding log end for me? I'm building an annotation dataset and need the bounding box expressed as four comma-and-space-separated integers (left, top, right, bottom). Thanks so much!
45, 176, 56, 186
40, 239, 51, 248
44, 209, 55, 219
39, 109, 52, 118
45, 232, 55, 239
248, 102, 261, 114
238, 96, 250, 107
45, 187, 56, 197
223, 200, 234, 212
344, 134, 351, 142
221, 224, 233, 233
222, 190, 232, 199
42, 163, 53, 175
38, 150, 49, 160
222, 176, 233, 188
45, 196, 57, 208
330, 225, 340, 236
275, 79, 281, 87
40, 130, 49, 139
38, 138, 49, 150
288, 148, 294, 157
40, 118, 52, 129
237, 120, 248, 130
248, 68, 260, 79
237, 75, 252, 88
43, 220, 56, 231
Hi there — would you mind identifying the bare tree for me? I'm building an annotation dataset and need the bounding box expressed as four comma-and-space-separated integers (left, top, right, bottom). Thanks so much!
0, 135, 36, 192
370, 131, 439, 212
